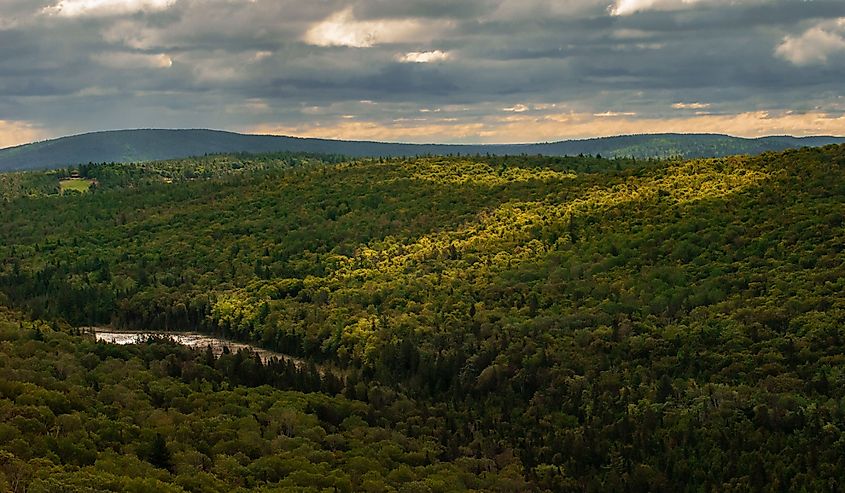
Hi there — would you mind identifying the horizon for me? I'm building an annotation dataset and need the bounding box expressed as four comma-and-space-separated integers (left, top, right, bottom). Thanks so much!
1, 1, 845, 148
4, 127, 845, 152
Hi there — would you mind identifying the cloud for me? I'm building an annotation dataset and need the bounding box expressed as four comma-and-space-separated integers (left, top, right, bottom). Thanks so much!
303, 7, 448, 48
397, 50, 451, 63
2, 0, 845, 142
226, 98, 271, 115
250, 110, 845, 144
608, 0, 763, 16
610, 0, 662, 16
92, 52, 173, 69
503, 104, 530, 113
486, 0, 600, 21
43, 0, 176, 17
672, 102, 710, 109
0, 120, 43, 149
776, 18, 845, 66
593, 111, 637, 117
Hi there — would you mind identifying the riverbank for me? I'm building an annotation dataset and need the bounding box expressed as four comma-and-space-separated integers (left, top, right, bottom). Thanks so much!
90, 328, 340, 376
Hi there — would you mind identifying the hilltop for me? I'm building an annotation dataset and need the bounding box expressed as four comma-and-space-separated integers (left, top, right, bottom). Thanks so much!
1, 128, 843, 171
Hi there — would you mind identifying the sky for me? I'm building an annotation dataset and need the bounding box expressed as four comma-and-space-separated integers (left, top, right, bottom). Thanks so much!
1, 0, 845, 147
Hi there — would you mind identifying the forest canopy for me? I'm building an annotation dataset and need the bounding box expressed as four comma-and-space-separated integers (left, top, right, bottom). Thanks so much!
1, 145, 844, 491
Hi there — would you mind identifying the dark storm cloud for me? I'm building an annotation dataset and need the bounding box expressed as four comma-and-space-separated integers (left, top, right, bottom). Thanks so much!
1, 0, 844, 145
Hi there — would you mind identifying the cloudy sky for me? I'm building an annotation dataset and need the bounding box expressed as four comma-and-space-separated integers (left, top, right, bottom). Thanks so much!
1, 0, 845, 147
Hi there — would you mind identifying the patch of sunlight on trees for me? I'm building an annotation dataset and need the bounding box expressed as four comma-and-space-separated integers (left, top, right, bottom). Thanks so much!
408, 158, 578, 186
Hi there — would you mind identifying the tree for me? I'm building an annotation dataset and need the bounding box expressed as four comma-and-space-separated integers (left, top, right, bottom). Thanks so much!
149, 433, 172, 471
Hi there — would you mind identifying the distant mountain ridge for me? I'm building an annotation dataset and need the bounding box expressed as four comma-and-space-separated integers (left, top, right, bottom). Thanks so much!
1, 128, 843, 171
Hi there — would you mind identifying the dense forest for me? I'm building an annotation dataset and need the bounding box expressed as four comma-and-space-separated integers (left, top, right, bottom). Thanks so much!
1, 145, 844, 491
0, 308, 527, 491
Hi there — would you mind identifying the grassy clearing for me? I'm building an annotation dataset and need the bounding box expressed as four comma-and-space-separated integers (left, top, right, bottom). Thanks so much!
59, 178, 94, 194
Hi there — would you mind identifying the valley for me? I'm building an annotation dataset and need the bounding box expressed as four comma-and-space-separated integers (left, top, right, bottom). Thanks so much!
0, 145, 843, 491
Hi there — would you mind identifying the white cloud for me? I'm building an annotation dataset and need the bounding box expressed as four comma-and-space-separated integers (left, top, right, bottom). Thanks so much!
608, 0, 760, 16
593, 111, 637, 117
503, 104, 530, 113
303, 7, 448, 48
673, 102, 711, 109
92, 51, 173, 69
776, 19, 845, 66
43, 0, 176, 17
610, 0, 661, 16
397, 50, 451, 63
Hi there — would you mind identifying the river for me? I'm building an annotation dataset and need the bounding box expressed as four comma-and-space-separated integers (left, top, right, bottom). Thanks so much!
93, 329, 309, 367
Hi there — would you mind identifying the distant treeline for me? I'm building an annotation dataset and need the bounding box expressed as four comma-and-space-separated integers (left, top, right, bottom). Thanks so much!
2, 128, 843, 170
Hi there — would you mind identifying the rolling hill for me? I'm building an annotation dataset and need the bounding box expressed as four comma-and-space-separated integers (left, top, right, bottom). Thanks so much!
1, 145, 844, 490
1, 128, 843, 171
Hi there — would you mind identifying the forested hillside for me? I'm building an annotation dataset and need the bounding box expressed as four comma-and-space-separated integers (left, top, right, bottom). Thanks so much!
1, 145, 844, 491
0, 308, 526, 491
2, 128, 843, 171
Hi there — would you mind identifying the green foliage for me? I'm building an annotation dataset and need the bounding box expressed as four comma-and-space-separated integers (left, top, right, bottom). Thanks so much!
1, 145, 845, 490
0, 308, 523, 491
0, 171, 61, 200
